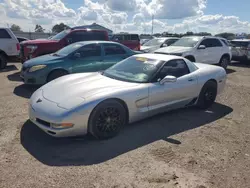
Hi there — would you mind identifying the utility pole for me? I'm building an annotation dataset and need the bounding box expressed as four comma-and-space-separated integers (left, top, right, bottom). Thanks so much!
151, 14, 154, 36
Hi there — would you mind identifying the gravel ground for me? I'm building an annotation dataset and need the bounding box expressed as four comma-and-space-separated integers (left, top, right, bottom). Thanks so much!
0, 62, 250, 188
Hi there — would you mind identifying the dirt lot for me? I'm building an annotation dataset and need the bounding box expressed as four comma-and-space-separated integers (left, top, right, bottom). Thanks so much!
0, 62, 250, 188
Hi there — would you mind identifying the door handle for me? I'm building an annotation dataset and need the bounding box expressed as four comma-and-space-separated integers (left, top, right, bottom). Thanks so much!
188, 77, 194, 81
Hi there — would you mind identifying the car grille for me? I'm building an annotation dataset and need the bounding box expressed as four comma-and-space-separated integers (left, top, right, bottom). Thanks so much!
36, 118, 50, 128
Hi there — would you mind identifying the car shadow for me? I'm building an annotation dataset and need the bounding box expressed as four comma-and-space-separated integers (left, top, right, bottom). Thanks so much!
230, 61, 250, 68
13, 84, 39, 99
21, 103, 233, 166
226, 68, 236, 74
7, 71, 22, 81
0, 65, 18, 73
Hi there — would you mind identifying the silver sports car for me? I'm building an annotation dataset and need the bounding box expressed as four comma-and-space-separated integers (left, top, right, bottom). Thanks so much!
29, 53, 227, 139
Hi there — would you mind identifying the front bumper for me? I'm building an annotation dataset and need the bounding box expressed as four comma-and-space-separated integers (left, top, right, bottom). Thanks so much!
20, 68, 47, 85
29, 93, 89, 137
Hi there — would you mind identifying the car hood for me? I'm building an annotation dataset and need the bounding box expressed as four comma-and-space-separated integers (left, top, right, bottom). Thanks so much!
23, 54, 64, 68
141, 45, 160, 50
155, 46, 192, 53
41, 73, 140, 109
22, 39, 58, 45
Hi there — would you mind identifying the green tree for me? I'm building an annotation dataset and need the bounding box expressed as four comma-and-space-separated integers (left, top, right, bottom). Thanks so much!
10, 24, 22, 32
215, 32, 235, 40
35, 24, 45, 33
52, 23, 70, 33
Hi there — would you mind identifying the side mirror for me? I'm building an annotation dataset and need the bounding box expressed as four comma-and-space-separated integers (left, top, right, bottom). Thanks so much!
161, 43, 168, 48
159, 75, 177, 85
73, 52, 81, 59
198, 45, 206, 50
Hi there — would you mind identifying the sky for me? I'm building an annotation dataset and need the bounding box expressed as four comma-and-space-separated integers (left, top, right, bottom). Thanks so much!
0, 0, 250, 34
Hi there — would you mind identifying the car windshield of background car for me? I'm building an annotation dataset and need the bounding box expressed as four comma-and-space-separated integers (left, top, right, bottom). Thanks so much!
50, 30, 71, 41
103, 56, 163, 83
143, 38, 165, 46
171, 37, 201, 47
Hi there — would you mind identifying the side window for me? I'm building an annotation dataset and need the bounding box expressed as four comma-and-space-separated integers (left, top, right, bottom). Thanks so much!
123, 35, 130, 40
200, 39, 211, 47
156, 59, 190, 81
0, 29, 11, 39
77, 44, 101, 58
131, 35, 139, 41
221, 39, 229, 46
113, 35, 123, 41
103, 43, 126, 55
211, 39, 223, 47
200, 38, 222, 48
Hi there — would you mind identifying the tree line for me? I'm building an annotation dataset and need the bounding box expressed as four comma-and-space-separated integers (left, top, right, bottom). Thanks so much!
9, 23, 250, 40
10, 23, 70, 33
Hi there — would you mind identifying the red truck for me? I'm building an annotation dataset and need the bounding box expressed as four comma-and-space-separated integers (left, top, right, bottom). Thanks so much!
111, 33, 141, 51
20, 28, 109, 63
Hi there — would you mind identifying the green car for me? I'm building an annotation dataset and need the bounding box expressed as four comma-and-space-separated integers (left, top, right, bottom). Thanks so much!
20, 41, 141, 85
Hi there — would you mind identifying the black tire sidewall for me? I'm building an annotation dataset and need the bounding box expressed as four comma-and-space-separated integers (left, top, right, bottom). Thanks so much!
0, 54, 7, 69
88, 100, 126, 139
219, 56, 229, 69
47, 70, 68, 82
197, 81, 217, 109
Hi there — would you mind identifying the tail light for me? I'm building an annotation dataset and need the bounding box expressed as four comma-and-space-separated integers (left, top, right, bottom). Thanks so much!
16, 43, 20, 51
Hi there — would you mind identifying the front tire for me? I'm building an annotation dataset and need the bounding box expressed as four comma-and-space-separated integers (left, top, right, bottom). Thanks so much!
0, 54, 7, 70
88, 100, 127, 139
47, 69, 68, 83
197, 81, 217, 109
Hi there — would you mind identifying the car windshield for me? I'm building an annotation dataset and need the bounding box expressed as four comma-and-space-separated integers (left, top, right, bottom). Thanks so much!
103, 56, 163, 83
143, 38, 165, 46
171, 37, 201, 47
53, 43, 83, 56
231, 41, 250, 47
50, 30, 71, 40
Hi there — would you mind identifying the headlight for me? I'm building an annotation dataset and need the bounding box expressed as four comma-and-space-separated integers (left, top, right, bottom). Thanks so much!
29, 65, 47, 72
26, 45, 38, 53
50, 123, 74, 129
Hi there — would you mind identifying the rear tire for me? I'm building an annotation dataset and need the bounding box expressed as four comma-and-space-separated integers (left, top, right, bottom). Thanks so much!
0, 54, 7, 70
197, 81, 217, 109
47, 69, 68, 83
88, 100, 127, 139
219, 55, 229, 70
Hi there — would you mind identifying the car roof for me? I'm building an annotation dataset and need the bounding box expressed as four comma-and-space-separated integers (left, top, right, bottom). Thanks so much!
74, 41, 125, 46
133, 53, 184, 62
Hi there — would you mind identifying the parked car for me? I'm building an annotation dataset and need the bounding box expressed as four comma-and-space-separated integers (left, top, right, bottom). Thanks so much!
20, 28, 109, 63
141, 37, 179, 53
0, 28, 20, 69
155, 36, 232, 69
230, 39, 250, 63
20, 41, 141, 85
29, 53, 226, 139
111, 33, 140, 51
17, 37, 29, 43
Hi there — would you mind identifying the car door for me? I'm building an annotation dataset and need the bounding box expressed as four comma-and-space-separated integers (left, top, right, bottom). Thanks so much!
102, 43, 128, 70
71, 43, 103, 73
148, 59, 198, 114
195, 39, 213, 64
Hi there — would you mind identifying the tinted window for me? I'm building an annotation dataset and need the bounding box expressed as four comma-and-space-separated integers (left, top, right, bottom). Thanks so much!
0, 29, 11, 39
155, 59, 190, 81
103, 43, 126, 55
231, 41, 250, 47
77, 44, 101, 58
69, 31, 106, 43
131, 35, 139, 41
200, 39, 222, 48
